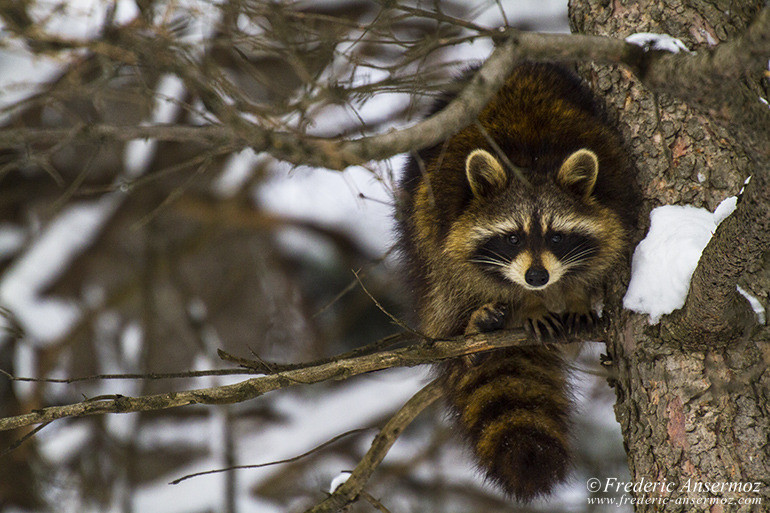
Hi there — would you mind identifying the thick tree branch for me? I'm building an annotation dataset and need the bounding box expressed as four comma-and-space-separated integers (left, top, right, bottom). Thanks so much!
664, 167, 770, 345
637, 6, 770, 157
1, 31, 642, 171
0, 328, 588, 433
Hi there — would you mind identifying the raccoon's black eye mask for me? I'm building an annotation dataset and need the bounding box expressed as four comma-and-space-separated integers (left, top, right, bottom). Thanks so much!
471, 230, 599, 271
546, 232, 601, 270
474, 232, 525, 265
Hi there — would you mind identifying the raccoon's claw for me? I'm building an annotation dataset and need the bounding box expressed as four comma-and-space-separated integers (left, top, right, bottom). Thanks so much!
562, 310, 600, 336
524, 312, 567, 342
466, 302, 509, 335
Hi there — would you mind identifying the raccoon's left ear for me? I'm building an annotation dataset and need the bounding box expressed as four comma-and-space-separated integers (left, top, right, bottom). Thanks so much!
466, 149, 508, 198
557, 148, 599, 199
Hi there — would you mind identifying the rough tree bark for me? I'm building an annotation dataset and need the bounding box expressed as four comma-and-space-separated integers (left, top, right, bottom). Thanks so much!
570, 1, 769, 511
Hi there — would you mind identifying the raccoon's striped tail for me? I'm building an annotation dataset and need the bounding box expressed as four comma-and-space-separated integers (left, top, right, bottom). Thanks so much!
438, 346, 572, 501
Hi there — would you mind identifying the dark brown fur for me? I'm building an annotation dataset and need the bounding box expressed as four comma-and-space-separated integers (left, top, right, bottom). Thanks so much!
395, 63, 636, 501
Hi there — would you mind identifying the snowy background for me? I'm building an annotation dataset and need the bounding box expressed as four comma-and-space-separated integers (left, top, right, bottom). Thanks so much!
6, 1, 754, 512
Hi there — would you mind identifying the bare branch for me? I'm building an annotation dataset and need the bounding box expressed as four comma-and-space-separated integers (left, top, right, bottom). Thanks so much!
303, 380, 443, 513
0, 368, 254, 384
1, 11, 766, 175
217, 333, 408, 373
0, 31, 643, 171
0, 329, 589, 433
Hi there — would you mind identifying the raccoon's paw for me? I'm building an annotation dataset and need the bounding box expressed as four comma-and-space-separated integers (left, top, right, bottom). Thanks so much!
524, 312, 567, 342
466, 302, 509, 335
562, 310, 600, 336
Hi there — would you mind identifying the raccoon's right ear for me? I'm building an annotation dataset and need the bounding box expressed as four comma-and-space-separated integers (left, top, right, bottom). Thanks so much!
557, 148, 599, 199
466, 149, 508, 198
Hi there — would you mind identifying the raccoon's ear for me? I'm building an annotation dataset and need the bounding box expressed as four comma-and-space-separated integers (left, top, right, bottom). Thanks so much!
466, 149, 508, 198
557, 148, 599, 199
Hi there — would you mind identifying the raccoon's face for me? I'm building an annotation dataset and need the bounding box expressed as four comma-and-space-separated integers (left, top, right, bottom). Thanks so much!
470, 212, 601, 290
459, 147, 617, 291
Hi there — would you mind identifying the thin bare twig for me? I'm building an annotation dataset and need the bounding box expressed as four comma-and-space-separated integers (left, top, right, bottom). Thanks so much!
352, 270, 425, 338
170, 427, 374, 485
216, 332, 408, 372
0, 422, 51, 458
0, 368, 254, 384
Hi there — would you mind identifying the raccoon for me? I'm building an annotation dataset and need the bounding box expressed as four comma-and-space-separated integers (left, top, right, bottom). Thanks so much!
395, 62, 636, 501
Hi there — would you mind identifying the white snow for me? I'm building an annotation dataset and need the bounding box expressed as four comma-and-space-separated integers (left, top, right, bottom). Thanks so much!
214, 149, 263, 197
256, 163, 397, 256
623, 197, 737, 324
120, 321, 144, 367
329, 471, 352, 493
32, 0, 138, 40
0, 223, 26, 257
124, 74, 187, 178
37, 421, 93, 463
0, 197, 120, 343
712, 195, 737, 225
625, 32, 692, 53
737, 286, 766, 325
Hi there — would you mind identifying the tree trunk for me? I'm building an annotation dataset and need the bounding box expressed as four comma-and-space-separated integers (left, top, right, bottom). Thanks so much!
569, 1, 770, 511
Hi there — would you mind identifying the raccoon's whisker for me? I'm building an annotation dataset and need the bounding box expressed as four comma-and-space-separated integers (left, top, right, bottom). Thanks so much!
560, 242, 597, 260
483, 249, 514, 264
560, 243, 594, 261
563, 250, 595, 264
561, 248, 598, 267
470, 259, 508, 268
557, 251, 592, 268
562, 247, 596, 261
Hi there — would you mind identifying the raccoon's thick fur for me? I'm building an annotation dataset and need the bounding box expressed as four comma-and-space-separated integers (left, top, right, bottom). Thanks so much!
395, 62, 636, 501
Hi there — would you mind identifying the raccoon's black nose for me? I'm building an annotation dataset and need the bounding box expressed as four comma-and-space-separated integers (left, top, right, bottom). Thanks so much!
525, 267, 549, 287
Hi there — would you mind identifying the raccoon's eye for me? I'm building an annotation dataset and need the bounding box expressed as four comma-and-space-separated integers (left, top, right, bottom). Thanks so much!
508, 234, 521, 246
550, 233, 563, 244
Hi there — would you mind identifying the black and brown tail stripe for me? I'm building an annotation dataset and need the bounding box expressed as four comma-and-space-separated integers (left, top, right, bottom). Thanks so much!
450, 347, 564, 396
439, 346, 571, 501
457, 376, 570, 431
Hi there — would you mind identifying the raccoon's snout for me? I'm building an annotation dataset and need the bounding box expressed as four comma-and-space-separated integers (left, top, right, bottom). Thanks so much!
525, 266, 549, 287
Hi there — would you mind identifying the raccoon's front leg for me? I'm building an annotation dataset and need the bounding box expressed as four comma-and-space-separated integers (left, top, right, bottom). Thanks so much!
465, 302, 509, 335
